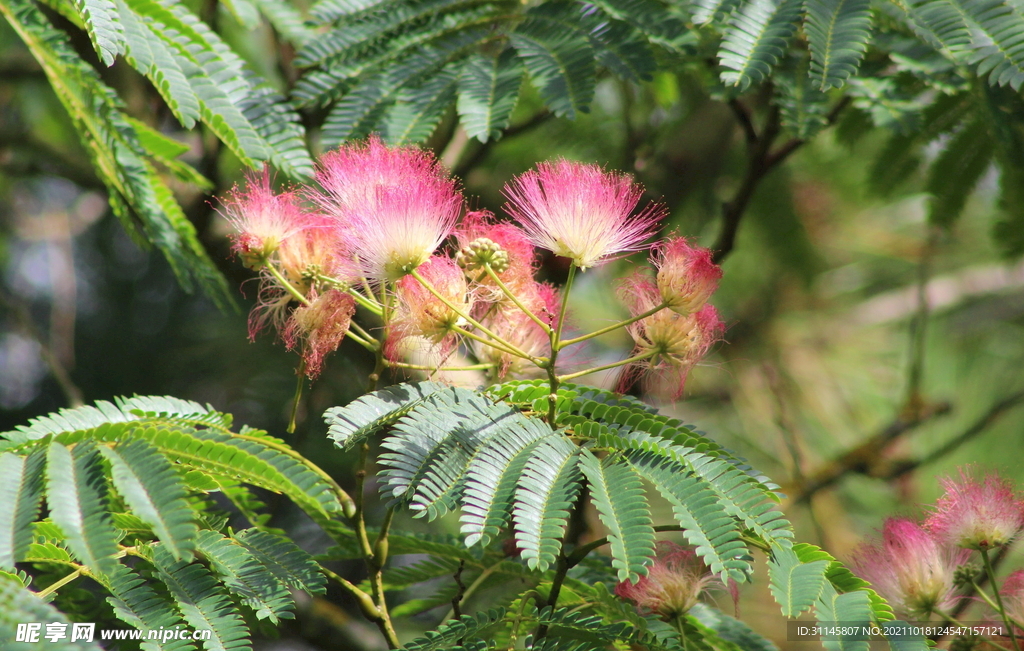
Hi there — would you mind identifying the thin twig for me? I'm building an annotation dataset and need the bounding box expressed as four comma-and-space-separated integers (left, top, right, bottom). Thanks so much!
450, 559, 467, 620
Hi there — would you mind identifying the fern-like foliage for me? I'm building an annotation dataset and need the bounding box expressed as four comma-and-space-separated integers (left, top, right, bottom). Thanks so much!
326, 382, 789, 580
0, 396, 335, 650
805, 0, 873, 90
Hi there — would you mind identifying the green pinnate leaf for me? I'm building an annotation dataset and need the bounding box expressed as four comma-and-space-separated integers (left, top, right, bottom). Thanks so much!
0, 449, 45, 569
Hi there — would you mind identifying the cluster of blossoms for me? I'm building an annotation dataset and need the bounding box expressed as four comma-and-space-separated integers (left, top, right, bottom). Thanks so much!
850, 467, 1024, 622
221, 137, 725, 395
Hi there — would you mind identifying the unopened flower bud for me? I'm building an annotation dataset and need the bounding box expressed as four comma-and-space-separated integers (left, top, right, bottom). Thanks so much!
456, 237, 511, 274
953, 564, 978, 588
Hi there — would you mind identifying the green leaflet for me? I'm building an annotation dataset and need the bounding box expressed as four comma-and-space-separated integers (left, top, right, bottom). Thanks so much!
251, 0, 316, 45
768, 546, 829, 617
45, 442, 121, 579
460, 429, 554, 548
690, 603, 779, 651
401, 608, 505, 650
511, 16, 595, 118
960, 0, 1024, 91
100, 439, 198, 561
106, 563, 195, 651
194, 531, 295, 623
805, 0, 873, 90
232, 529, 327, 595
0, 573, 103, 651
72, 0, 125, 65
578, 450, 656, 584
926, 118, 994, 228
816, 583, 873, 651
512, 435, 584, 572
325, 381, 445, 450
457, 49, 525, 142
0, 449, 45, 569
150, 545, 251, 651
624, 450, 750, 581
718, 0, 802, 90
381, 66, 460, 145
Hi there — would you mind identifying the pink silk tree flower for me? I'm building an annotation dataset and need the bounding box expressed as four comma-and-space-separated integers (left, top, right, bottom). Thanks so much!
313, 136, 463, 281
221, 171, 305, 268
850, 517, 970, 618
475, 281, 559, 378
282, 289, 356, 379
654, 237, 722, 315
999, 570, 1024, 634
277, 213, 359, 292
615, 542, 715, 619
386, 256, 471, 359
925, 468, 1024, 551
502, 160, 664, 270
618, 272, 724, 398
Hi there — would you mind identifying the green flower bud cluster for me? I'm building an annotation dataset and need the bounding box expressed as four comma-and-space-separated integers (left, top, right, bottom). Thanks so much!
456, 237, 510, 274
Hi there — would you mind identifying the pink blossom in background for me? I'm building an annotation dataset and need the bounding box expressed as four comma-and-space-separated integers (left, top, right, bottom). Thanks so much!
283, 289, 356, 378
654, 237, 722, 315
386, 256, 472, 360
850, 517, 970, 617
313, 136, 463, 281
221, 171, 304, 266
925, 468, 1024, 550
502, 160, 663, 270
615, 542, 715, 619
999, 570, 1024, 634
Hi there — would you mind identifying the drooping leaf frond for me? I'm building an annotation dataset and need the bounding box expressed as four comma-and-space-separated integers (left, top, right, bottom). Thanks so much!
325, 381, 445, 450
768, 546, 830, 617
195, 531, 296, 623
0, 573, 103, 651
805, 0, 873, 90
579, 450, 656, 584
718, 0, 803, 90
456, 50, 525, 143
45, 442, 121, 579
106, 563, 196, 651
100, 439, 198, 561
0, 449, 45, 569
815, 583, 873, 651
232, 529, 327, 595
150, 545, 252, 651
401, 608, 506, 650
512, 435, 584, 572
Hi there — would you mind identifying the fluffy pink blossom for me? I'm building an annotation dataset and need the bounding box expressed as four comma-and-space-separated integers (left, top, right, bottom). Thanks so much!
1000, 570, 1024, 634
925, 469, 1024, 551
283, 289, 356, 378
618, 272, 724, 398
654, 237, 722, 315
455, 210, 538, 294
476, 281, 560, 378
850, 517, 971, 617
502, 160, 664, 270
313, 136, 463, 281
221, 171, 305, 268
615, 542, 715, 619
277, 213, 359, 290
386, 256, 471, 359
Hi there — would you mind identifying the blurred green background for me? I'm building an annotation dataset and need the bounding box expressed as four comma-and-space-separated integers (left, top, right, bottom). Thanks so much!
3, 14, 1024, 645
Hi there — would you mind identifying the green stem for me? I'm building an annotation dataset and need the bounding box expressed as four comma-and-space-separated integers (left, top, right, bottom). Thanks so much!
36, 567, 86, 598
982, 550, 1021, 651
321, 567, 382, 621
409, 268, 533, 360
387, 360, 496, 372
673, 615, 691, 651
482, 264, 552, 334
556, 349, 660, 383
545, 264, 577, 426
345, 328, 378, 352
266, 264, 311, 306
558, 301, 669, 349
453, 324, 541, 362
939, 610, 1014, 651
287, 360, 306, 434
